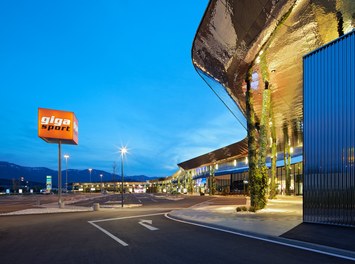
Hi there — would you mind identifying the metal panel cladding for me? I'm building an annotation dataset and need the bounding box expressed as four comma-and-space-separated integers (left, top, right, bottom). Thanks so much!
303, 30, 355, 226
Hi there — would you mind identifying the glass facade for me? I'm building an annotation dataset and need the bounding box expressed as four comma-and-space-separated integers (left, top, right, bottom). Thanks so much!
303, 30, 355, 226
229, 162, 303, 196
195, 68, 247, 130
187, 155, 303, 197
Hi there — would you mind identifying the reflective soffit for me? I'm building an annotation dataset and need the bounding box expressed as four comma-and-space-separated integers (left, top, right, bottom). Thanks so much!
178, 137, 248, 170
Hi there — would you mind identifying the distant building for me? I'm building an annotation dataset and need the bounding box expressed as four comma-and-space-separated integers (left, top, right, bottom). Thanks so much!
71, 181, 150, 193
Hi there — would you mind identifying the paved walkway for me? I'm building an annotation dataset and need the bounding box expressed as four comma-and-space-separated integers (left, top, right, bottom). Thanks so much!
169, 195, 302, 237
168, 195, 355, 260
0, 202, 93, 215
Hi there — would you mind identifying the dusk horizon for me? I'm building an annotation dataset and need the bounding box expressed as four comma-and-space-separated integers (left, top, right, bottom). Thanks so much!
0, 0, 245, 178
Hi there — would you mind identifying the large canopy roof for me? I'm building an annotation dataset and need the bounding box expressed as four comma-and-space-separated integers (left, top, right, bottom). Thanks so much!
192, 0, 355, 151
178, 138, 248, 170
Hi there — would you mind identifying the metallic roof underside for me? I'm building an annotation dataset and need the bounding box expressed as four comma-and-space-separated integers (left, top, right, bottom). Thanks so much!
178, 138, 248, 170
187, 0, 355, 169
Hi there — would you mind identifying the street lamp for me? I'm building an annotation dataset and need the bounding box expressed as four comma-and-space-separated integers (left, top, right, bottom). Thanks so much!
120, 147, 128, 207
88, 168, 92, 182
88, 168, 92, 192
100, 174, 103, 193
64, 154, 70, 193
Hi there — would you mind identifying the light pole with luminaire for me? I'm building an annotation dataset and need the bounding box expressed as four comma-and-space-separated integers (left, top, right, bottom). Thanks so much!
64, 154, 70, 193
88, 168, 92, 192
120, 147, 128, 207
100, 174, 103, 193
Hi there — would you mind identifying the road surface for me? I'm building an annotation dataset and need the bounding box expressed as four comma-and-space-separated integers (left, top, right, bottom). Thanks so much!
0, 193, 352, 263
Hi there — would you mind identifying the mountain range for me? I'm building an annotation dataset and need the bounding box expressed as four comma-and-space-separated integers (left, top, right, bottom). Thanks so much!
0, 161, 157, 188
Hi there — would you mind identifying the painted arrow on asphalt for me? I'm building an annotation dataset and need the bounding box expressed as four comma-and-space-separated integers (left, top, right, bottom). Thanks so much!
138, 219, 159, 231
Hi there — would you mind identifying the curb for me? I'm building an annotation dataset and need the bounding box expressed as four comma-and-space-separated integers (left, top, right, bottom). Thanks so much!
166, 212, 355, 261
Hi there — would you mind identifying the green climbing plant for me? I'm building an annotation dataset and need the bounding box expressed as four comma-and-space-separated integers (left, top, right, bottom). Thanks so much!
246, 70, 263, 209
209, 166, 216, 195
187, 171, 193, 194
283, 124, 291, 195
269, 103, 278, 199
258, 81, 271, 208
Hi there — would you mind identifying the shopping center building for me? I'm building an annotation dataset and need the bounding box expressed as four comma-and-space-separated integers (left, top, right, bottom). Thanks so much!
177, 140, 303, 196
171, 0, 355, 226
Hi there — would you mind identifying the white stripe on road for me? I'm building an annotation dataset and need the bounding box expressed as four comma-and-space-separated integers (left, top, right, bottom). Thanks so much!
88, 221, 129, 247
165, 213, 355, 262
88, 212, 167, 246
89, 212, 167, 223
138, 220, 159, 231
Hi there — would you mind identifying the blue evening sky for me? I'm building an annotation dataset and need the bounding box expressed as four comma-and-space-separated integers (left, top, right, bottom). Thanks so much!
0, 0, 246, 177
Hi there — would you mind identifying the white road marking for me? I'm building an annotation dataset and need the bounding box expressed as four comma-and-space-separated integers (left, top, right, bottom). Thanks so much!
88, 221, 129, 247
88, 212, 167, 246
90, 212, 166, 223
165, 213, 355, 262
138, 219, 159, 231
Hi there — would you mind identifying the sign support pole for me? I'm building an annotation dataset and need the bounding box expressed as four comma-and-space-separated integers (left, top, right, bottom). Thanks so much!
58, 140, 63, 207
38, 108, 78, 207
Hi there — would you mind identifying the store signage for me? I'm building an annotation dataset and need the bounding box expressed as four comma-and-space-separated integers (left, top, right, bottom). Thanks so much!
46, 176, 52, 191
38, 108, 78, 145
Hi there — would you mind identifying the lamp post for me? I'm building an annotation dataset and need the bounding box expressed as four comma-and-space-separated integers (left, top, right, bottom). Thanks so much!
88, 168, 92, 192
58, 141, 62, 206
120, 147, 127, 207
100, 174, 103, 193
64, 154, 70, 193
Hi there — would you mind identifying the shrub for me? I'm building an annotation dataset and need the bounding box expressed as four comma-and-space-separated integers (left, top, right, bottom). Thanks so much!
248, 206, 256, 212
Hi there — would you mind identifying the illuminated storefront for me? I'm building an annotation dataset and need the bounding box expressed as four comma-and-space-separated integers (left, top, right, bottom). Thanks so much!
178, 143, 303, 196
